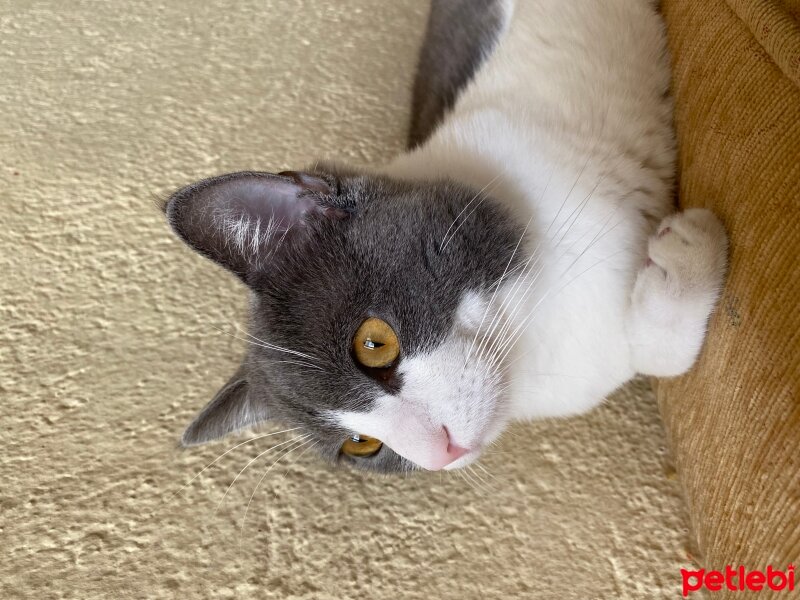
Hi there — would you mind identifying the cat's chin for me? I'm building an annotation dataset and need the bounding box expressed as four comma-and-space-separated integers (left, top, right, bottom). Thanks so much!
440, 449, 481, 471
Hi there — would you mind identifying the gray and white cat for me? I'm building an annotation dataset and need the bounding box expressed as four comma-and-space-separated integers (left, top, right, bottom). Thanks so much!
165, 0, 728, 473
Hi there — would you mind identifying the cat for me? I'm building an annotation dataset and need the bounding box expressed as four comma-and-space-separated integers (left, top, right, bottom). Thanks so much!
164, 0, 728, 473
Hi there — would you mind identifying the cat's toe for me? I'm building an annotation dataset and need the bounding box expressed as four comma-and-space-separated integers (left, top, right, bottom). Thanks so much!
647, 209, 728, 296
666, 208, 727, 246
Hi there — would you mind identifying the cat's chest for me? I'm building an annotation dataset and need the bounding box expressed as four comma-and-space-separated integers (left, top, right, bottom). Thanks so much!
498, 236, 639, 420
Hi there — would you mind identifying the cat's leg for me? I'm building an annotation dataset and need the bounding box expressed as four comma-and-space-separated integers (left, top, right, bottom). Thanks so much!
407, 0, 507, 149
626, 208, 729, 377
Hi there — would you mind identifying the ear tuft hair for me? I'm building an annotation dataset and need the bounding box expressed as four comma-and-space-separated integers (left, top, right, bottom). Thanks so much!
166, 171, 337, 282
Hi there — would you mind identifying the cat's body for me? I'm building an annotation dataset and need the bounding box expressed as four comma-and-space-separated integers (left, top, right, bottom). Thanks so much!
389, 0, 678, 421
165, 0, 728, 473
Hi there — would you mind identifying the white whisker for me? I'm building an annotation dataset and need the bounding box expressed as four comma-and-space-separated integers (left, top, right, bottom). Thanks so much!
238, 435, 312, 539
439, 172, 504, 252
233, 323, 323, 363
463, 213, 534, 369
165, 427, 303, 503
485, 188, 626, 373
461, 465, 491, 495
210, 324, 323, 364
280, 440, 318, 479
491, 247, 628, 371
478, 163, 618, 368
214, 434, 307, 515
467, 464, 494, 492
262, 359, 326, 372
474, 462, 497, 481
472, 162, 583, 367
456, 468, 477, 492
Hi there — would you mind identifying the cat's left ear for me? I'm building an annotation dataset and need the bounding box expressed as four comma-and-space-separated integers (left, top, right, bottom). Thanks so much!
165, 170, 349, 284
181, 363, 269, 446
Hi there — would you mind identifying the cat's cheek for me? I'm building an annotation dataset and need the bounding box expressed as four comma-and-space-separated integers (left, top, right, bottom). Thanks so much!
455, 290, 492, 334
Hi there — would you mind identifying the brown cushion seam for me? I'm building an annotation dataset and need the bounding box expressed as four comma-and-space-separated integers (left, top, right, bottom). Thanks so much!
726, 0, 800, 88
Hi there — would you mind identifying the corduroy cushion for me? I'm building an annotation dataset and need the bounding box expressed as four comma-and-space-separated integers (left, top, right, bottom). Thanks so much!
660, 0, 800, 590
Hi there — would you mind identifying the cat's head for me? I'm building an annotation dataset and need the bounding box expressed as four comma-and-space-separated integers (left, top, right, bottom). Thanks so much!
165, 167, 524, 473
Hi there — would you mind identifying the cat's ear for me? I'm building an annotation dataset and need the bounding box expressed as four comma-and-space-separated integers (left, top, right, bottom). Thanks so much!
165, 171, 349, 282
181, 363, 269, 446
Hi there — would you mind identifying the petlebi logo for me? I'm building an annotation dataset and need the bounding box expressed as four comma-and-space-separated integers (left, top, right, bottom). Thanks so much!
681, 564, 795, 596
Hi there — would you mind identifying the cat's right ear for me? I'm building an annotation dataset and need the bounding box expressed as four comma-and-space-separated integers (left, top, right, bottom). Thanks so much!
181, 363, 269, 446
165, 171, 348, 283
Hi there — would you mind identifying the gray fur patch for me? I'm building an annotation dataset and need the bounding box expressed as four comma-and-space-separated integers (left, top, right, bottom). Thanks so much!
408, 0, 506, 148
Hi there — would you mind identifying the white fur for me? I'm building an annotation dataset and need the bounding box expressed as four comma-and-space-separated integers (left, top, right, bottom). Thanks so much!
216, 208, 280, 266
338, 0, 728, 469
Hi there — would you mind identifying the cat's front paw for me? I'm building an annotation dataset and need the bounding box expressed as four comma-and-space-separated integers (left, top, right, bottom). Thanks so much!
628, 208, 729, 376
643, 208, 728, 298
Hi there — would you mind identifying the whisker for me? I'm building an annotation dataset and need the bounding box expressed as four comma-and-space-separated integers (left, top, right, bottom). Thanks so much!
463, 213, 534, 370
214, 434, 307, 515
474, 462, 497, 481
485, 202, 625, 374
238, 435, 313, 540
461, 465, 490, 495
456, 469, 477, 492
477, 136, 627, 370
476, 248, 547, 366
439, 172, 503, 252
467, 464, 494, 492
164, 427, 303, 503
232, 324, 323, 363
491, 247, 628, 371
484, 165, 559, 294
280, 440, 318, 480
210, 323, 323, 364
504, 210, 625, 350
262, 359, 326, 372
478, 166, 615, 368
440, 176, 503, 252
472, 162, 581, 367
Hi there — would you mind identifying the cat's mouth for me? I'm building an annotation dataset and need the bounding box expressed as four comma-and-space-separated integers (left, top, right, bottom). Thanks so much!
441, 447, 480, 470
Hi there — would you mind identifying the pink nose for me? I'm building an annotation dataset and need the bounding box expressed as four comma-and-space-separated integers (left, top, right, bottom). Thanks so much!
386, 417, 474, 471
446, 441, 470, 462
425, 426, 469, 470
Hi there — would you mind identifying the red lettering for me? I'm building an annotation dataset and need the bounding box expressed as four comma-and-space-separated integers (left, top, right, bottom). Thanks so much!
705, 570, 723, 591
680, 564, 796, 594
767, 565, 787, 591
746, 571, 765, 591
682, 569, 704, 597
724, 564, 738, 590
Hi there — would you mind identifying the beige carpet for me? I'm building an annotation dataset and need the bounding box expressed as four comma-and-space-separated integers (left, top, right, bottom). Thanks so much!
1, 1, 693, 598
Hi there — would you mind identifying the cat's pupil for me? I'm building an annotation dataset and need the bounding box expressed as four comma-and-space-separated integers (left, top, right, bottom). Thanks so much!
364, 339, 385, 349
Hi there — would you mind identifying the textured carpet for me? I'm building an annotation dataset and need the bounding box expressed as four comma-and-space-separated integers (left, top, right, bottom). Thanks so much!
1, 1, 692, 598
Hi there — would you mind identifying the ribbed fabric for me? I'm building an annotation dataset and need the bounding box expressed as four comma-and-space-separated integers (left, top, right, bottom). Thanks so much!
660, 0, 800, 595
728, 0, 800, 87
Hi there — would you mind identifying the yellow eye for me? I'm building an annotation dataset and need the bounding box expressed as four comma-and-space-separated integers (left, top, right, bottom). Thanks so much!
341, 434, 383, 457
352, 317, 400, 368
